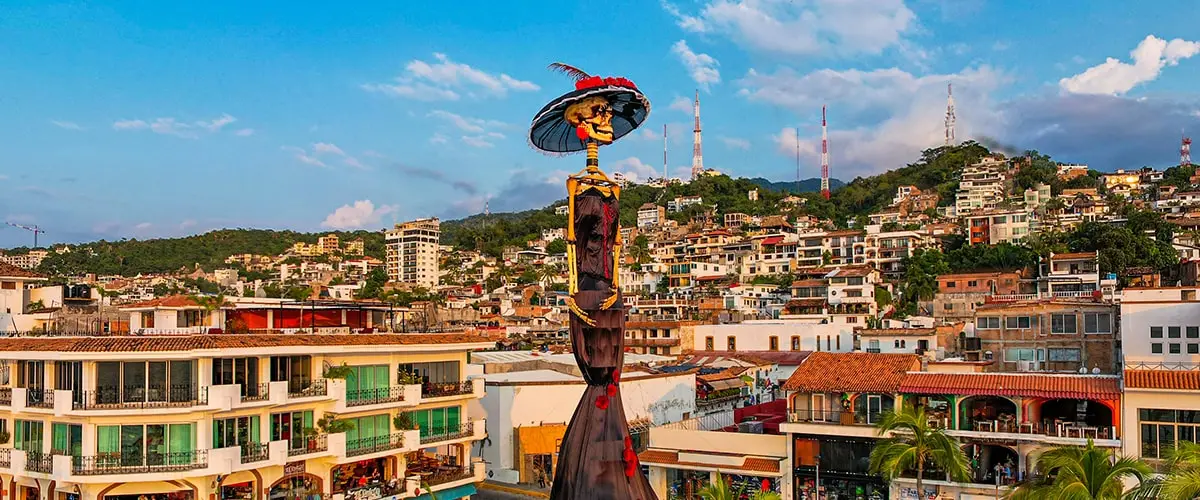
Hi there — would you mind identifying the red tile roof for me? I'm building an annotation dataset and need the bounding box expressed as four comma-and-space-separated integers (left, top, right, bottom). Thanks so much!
0, 333, 492, 353
1052, 252, 1097, 261
782, 352, 919, 393
760, 236, 785, 246
1125, 370, 1200, 390
120, 295, 224, 310
899, 373, 1121, 400
0, 262, 46, 279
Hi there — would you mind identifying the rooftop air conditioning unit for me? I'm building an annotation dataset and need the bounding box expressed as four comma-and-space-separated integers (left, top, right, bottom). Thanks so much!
738, 421, 764, 434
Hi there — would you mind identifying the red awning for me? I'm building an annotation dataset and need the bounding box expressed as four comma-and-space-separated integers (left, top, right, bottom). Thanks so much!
760, 236, 784, 246
899, 373, 1120, 400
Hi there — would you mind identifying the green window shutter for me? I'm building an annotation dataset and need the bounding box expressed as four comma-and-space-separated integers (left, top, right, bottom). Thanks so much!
97, 426, 120, 454
414, 411, 429, 438
52, 423, 67, 453
431, 408, 445, 435
212, 420, 221, 449
374, 366, 389, 390
347, 367, 361, 397
250, 416, 260, 444
169, 423, 192, 464
447, 406, 461, 429
14, 421, 23, 452
376, 414, 389, 437
303, 411, 314, 432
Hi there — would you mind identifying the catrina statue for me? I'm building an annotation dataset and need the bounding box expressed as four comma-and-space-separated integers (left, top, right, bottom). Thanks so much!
528, 63, 655, 500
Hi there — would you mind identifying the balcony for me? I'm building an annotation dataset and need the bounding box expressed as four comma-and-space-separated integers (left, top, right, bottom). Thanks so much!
627, 338, 681, 348
241, 383, 270, 403
239, 442, 270, 465
26, 388, 53, 409
345, 433, 407, 458
288, 434, 328, 457
421, 381, 474, 399
419, 420, 481, 446
781, 409, 885, 438
73, 386, 208, 411
26, 452, 52, 474
346, 386, 407, 407
287, 379, 328, 399
72, 450, 208, 476
0, 388, 10, 406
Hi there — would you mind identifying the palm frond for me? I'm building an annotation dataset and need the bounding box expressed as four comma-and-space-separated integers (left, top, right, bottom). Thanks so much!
548, 62, 591, 82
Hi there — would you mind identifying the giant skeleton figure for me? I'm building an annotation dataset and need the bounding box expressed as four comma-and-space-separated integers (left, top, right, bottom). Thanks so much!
528, 64, 656, 500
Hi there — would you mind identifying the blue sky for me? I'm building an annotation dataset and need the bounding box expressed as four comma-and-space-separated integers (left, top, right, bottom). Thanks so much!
3, 0, 1200, 247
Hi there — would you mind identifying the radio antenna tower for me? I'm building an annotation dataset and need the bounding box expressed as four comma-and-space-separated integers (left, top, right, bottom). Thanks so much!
795, 128, 801, 194
691, 89, 704, 180
663, 124, 668, 180
945, 83, 956, 146
820, 105, 830, 200
1183, 132, 1192, 167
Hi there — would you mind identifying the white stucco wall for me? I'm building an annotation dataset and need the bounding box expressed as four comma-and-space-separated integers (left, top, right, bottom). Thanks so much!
693, 321, 854, 352
1120, 294, 1200, 363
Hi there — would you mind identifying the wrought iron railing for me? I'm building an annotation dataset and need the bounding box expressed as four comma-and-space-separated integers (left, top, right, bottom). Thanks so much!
25, 452, 53, 474
287, 434, 327, 457
346, 386, 406, 406
71, 450, 208, 475
421, 381, 473, 398
0, 448, 10, 468
425, 467, 474, 486
0, 387, 11, 406
346, 433, 406, 457
288, 379, 327, 398
241, 383, 270, 403
420, 421, 474, 445
73, 385, 208, 410
787, 409, 882, 425
26, 388, 53, 409
240, 442, 270, 464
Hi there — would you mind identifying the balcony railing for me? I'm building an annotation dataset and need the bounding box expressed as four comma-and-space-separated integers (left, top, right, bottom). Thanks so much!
288, 434, 328, 457
240, 442, 269, 464
26, 452, 52, 474
288, 379, 328, 398
787, 409, 882, 426
0, 388, 11, 406
346, 386, 406, 407
241, 383, 270, 403
420, 421, 474, 445
26, 388, 53, 409
346, 433, 406, 457
0, 448, 9, 468
72, 450, 208, 475
422, 381, 473, 399
425, 467, 474, 486
73, 385, 208, 410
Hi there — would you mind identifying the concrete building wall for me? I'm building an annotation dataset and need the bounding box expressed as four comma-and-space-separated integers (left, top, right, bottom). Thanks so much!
693, 322, 854, 353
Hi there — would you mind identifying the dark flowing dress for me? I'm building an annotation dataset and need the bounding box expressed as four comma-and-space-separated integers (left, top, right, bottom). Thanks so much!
550, 189, 657, 500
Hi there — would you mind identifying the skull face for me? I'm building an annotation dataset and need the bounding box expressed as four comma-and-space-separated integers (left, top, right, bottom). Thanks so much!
565, 96, 615, 144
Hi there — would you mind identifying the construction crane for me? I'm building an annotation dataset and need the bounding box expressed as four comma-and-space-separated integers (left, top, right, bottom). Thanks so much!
5, 222, 46, 248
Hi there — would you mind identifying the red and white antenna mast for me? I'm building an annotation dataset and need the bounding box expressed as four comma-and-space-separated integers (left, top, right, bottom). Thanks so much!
820, 105, 830, 200
1183, 132, 1192, 167
663, 124, 668, 180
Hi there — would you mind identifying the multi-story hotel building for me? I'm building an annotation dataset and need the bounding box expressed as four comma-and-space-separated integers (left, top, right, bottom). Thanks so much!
385, 219, 440, 289
0, 332, 490, 500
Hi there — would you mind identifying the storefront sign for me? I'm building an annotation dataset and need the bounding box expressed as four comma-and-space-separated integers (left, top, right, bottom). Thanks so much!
345, 486, 381, 500
284, 461, 306, 476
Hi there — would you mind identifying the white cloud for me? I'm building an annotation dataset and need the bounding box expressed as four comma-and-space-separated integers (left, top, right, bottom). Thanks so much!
179, 219, 197, 230
0, 174, 8, 181
196, 113, 236, 131
342, 157, 366, 169
461, 135, 496, 148
112, 114, 240, 138
427, 110, 508, 133
134, 222, 152, 230
672, 40, 721, 90
50, 120, 84, 131
610, 157, 662, 183
313, 142, 346, 156
719, 136, 751, 150
669, 96, 693, 113
430, 133, 449, 145
1060, 35, 1200, 96
234, 128, 255, 136
665, 0, 916, 56
321, 200, 398, 230
363, 53, 539, 101
741, 64, 1007, 178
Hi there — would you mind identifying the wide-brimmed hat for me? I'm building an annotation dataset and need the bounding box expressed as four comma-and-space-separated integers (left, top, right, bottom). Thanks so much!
529, 73, 650, 155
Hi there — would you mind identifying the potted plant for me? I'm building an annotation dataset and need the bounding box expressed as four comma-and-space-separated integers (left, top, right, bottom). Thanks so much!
323, 363, 354, 379
0, 430, 10, 445
393, 413, 415, 431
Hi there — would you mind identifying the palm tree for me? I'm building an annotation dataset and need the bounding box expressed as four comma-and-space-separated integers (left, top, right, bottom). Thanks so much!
697, 473, 781, 500
1007, 439, 1150, 500
1127, 440, 1200, 500
869, 403, 971, 495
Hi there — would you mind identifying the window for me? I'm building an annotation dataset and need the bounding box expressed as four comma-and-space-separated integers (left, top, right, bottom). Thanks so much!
1153, 343, 1164, 354
944, 303, 953, 311
15, 420, 43, 453
836, 336, 841, 350
213, 416, 260, 449
705, 337, 714, 351
727, 337, 736, 351
1171, 344, 1182, 354
1047, 348, 1081, 362
847, 277, 864, 286
1084, 313, 1112, 334
1152, 327, 1164, 339
976, 317, 1001, 330
140, 311, 154, 328
1170, 326, 1183, 339
968, 280, 978, 287
868, 340, 880, 351
95, 360, 196, 404
1051, 314, 1078, 334
946, 281, 957, 288
827, 337, 832, 351
1189, 327, 1199, 339
1140, 409, 1200, 459
270, 356, 313, 393
769, 336, 779, 352
345, 365, 390, 402
271, 410, 314, 450
1191, 344, 1199, 354
96, 423, 195, 466
1005, 348, 1043, 362
403, 406, 462, 439
847, 317, 858, 324
1005, 316, 1032, 329
344, 413, 391, 451
791, 336, 801, 351
398, 361, 461, 385
211, 357, 260, 397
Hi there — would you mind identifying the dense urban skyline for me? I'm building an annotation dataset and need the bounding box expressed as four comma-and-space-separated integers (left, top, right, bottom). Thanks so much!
3, 1, 1200, 247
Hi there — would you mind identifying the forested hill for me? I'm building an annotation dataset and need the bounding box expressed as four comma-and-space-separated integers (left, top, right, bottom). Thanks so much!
32, 229, 386, 277
748, 177, 846, 193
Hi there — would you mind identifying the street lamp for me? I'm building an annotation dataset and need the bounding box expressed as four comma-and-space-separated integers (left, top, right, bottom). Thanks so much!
815, 454, 821, 500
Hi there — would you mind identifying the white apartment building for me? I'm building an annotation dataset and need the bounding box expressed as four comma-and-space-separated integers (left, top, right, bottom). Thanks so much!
825, 266, 879, 325
0, 250, 49, 270
637, 204, 665, 228
1120, 287, 1200, 363
863, 230, 929, 276
1037, 251, 1117, 299
955, 158, 1009, 215
385, 218, 440, 288
965, 209, 1034, 245
666, 196, 703, 213
693, 321, 854, 354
